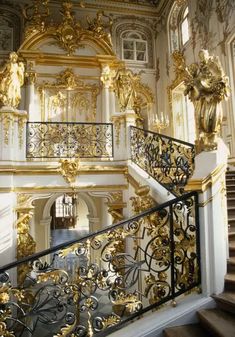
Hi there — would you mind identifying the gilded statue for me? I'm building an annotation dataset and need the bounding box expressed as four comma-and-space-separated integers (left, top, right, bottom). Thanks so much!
87, 11, 113, 46
0, 52, 25, 109
115, 68, 139, 112
184, 49, 230, 151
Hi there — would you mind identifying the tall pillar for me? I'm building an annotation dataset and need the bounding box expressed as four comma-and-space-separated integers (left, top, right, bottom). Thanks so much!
186, 139, 229, 295
25, 62, 37, 121
100, 65, 116, 123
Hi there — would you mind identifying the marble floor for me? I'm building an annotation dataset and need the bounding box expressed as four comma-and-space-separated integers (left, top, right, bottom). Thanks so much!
50, 228, 89, 247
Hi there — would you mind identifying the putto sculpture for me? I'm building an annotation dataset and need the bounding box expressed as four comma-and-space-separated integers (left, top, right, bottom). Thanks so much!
0, 52, 25, 109
184, 49, 230, 151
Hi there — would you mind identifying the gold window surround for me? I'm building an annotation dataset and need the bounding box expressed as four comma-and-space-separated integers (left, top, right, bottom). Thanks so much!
37, 68, 100, 122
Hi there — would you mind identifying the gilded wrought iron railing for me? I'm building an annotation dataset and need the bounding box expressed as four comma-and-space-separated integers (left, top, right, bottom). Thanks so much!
0, 191, 200, 337
26, 122, 113, 158
130, 126, 195, 195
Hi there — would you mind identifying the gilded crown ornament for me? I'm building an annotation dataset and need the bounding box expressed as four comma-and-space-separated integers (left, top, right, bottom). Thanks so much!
56, 1, 83, 55
184, 49, 230, 151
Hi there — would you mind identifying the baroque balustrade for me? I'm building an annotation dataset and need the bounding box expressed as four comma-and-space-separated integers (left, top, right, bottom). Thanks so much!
130, 126, 195, 195
0, 191, 200, 337
26, 122, 114, 158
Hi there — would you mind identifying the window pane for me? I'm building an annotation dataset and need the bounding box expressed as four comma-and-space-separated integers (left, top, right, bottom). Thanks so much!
136, 51, 146, 61
128, 33, 141, 39
136, 41, 146, 51
123, 40, 134, 50
183, 6, 189, 18
124, 50, 134, 60
181, 17, 189, 45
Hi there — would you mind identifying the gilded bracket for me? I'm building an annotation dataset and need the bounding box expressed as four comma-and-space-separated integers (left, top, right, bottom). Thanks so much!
58, 158, 80, 184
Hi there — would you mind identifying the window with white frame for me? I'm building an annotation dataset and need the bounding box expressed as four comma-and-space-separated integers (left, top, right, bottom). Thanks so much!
180, 6, 190, 46
122, 32, 148, 63
168, 2, 190, 53
55, 194, 74, 218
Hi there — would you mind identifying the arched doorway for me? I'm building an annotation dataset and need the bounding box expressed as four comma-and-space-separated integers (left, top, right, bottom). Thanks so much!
50, 194, 90, 247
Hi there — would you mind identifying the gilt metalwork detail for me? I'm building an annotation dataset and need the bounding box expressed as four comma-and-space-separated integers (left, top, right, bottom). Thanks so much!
0, 192, 200, 337
130, 126, 195, 195
26, 122, 113, 158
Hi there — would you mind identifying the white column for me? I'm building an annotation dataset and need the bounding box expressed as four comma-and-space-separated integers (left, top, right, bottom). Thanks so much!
102, 86, 110, 123
25, 63, 37, 121
109, 89, 116, 116
186, 139, 229, 295
40, 217, 52, 251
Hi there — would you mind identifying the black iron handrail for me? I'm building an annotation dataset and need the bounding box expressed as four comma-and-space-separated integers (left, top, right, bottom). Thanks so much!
130, 126, 195, 195
26, 121, 114, 158
0, 191, 200, 337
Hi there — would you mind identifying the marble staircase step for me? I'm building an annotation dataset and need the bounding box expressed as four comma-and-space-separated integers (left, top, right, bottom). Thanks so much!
229, 241, 235, 256
225, 272, 235, 290
213, 292, 235, 314
163, 324, 212, 337
228, 256, 235, 272
197, 308, 235, 337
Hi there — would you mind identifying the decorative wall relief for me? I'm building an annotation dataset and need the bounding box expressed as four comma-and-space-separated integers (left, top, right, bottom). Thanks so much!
55, 1, 83, 55
87, 11, 113, 46
58, 158, 80, 184
0, 5, 22, 51
114, 68, 153, 113
16, 193, 36, 285
192, 0, 215, 50
130, 185, 155, 215
37, 68, 100, 122
22, 0, 50, 37
0, 26, 13, 51
215, 0, 235, 55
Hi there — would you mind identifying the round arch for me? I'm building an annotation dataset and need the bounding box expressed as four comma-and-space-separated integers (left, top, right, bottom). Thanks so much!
18, 28, 115, 56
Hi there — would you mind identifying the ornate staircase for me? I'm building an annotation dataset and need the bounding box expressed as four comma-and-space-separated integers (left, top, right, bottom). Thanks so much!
163, 170, 235, 337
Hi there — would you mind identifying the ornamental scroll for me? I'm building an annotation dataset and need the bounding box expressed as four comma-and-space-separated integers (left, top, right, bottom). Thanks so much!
37, 68, 100, 122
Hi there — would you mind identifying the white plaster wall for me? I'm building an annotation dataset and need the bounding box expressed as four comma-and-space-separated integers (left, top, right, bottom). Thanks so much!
156, 0, 235, 159
0, 192, 17, 267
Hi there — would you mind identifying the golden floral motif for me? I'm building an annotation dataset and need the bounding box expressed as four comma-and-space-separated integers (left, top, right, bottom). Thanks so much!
54, 319, 77, 337
18, 116, 27, 149
130, 185, 155, 215
37, 270, 68, 284
99, 314, 121, 329
0, 321, 15, 337
16, 210, 36, 284
58, 242, 86, 258
59, 158, 80, 184
112, 292, 142, 313
1, 113, 13, 145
